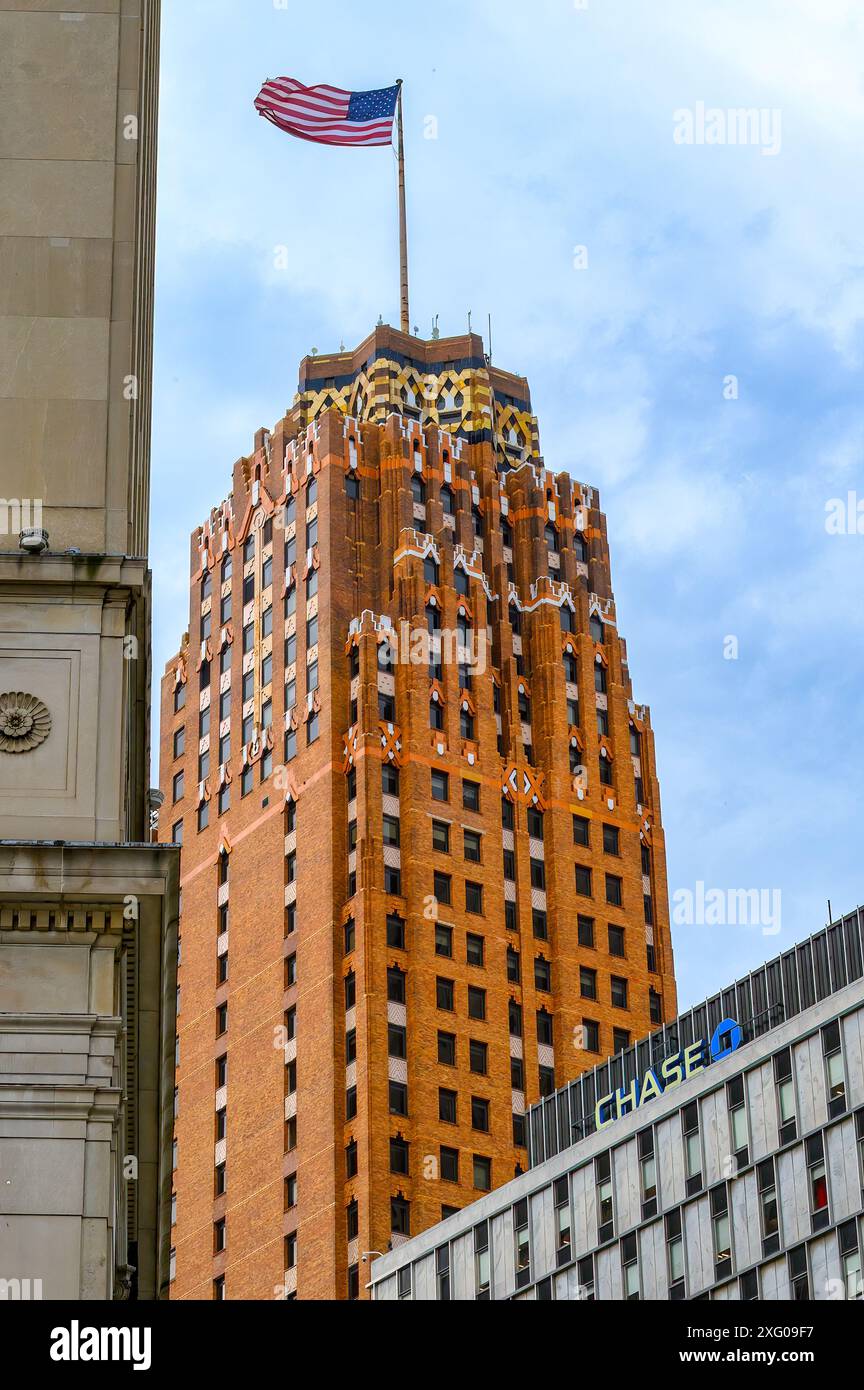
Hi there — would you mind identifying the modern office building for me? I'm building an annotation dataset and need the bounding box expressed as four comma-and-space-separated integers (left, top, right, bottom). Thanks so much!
160, 324, 677, 1300
369, 907, 864, 1301
0, 2, 177, 1300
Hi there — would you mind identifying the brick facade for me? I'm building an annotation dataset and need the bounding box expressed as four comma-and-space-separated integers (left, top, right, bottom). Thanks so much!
159, 326, 678, 1301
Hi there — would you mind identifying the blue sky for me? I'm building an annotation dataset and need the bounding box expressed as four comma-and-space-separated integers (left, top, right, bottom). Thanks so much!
151, 0, 864, 1009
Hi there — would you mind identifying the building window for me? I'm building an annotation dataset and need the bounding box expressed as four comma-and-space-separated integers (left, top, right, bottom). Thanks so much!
465, 881, 483, 915
602, 824, 620, 855
471, 1097, 490, 1133
572, 815, 590, 847
346, 1199, 359, 1241
807, 1133, 829, 1231
439, 1089, 457, 1125
386, 913, 406, 950
387, 966, 406, 1004
436, 977, 455, 1012
577, 1254, 595, 1300
580, 966, 597, 1000
639, 1128, 657, 1219
431, 770, 449, 802
532, 909, 548, 941
839, 1220, 863, 1300
582, 1018, 600, 1053
823, 1021, 847, 1117
711, 1185, 732, 1279
464, 830, 482, 864
389, 1082, 408, 1117
216, 1003, 228, 1037
435, 923, 453, 958
346, 1086, 357, 1120
613, 1028, 630, 1053
436, 1245, 451, 1301
433, 871, 452, 906
438, 1031, 457, 1067
535, 957, 552, 993
507, 947, 521, 984
553, 1176, 572, 1267
788, 1244, 809, 1300
774, 1047, 797, 1145
649, 989, 662, 1025
466, 934, 485, 967
213, 1276, 225, 1301
388, 1024, 407, 1060
611, 976, 628, 1009
575, 865, 592, 897
596, 1152, 614, 1244
608, 924, 625, 957
621, 1232, 640, 1300
758, 1158, 780, 1257
739, 1269, 759, 1301
578, 915, 595, 948
514, 1199, 530, 1289
432, 819, 450, 854
474, 1222, 491, 1299
727, 1074, 749, 1168
475, 1162, 494, 1195
214, 1219, 226, 1254
469, 1040, 488, 1075
390, 1138, 410, 1176
463, 780, 480, 812
468, 987, 486, 1021
666, 1209, 685, 1298
605, 874, 623, 906
682, 1102, 702, 1195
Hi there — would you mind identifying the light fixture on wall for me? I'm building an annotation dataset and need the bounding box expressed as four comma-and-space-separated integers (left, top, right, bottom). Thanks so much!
19, 529, 49, 554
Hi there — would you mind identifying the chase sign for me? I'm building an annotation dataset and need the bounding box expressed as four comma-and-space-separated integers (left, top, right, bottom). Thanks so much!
595, 1018, 744, 1131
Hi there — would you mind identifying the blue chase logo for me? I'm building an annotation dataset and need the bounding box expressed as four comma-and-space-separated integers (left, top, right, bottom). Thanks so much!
595, 1018, 743, 1131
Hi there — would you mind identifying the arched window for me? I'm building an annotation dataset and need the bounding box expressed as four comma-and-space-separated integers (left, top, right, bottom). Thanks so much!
460, 708, 475, 741
518, 690, 532, 723
441, 486, 456, 518
560, 607, 575, 634
590, 615, 605, 645
243, 536, 255, 565
545, 524, 559, 554
564, 653, 578, 684
308, 478, 318, 506
510, 606, 522, 636
424, 555, 440, 587
222, 554, 232, 584
430, 701, 445, 731
201, 570, 212, 601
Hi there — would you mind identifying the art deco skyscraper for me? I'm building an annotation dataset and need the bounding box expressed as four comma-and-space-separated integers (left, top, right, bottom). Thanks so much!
160, 326, 676, 1301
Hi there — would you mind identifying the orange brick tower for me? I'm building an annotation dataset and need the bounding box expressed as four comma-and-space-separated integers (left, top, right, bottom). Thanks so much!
159, 326, 677, 1301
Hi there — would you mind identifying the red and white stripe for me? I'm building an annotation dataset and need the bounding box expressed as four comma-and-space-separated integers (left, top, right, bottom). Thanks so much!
254, 78, 395, 147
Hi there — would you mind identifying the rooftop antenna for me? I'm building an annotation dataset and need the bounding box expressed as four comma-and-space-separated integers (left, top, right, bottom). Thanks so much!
488, 313, 493, 363
827, 899, 833, 926
431, 315, 440, 341
468, 310, 472, 334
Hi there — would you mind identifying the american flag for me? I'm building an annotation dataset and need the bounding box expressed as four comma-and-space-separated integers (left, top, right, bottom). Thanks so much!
254, 78, 400, 148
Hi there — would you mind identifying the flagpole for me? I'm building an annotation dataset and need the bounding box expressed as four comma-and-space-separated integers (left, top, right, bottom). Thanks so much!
396, 79, 410, 334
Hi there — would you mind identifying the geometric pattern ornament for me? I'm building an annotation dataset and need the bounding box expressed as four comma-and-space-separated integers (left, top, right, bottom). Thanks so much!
0, 692, 51, 754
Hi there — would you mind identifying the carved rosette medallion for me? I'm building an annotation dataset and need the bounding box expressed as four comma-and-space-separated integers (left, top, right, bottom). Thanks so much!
0, 692, 52, 753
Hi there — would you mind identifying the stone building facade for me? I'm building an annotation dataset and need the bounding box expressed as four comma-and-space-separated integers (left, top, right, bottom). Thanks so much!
0, 1, 176, 1301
